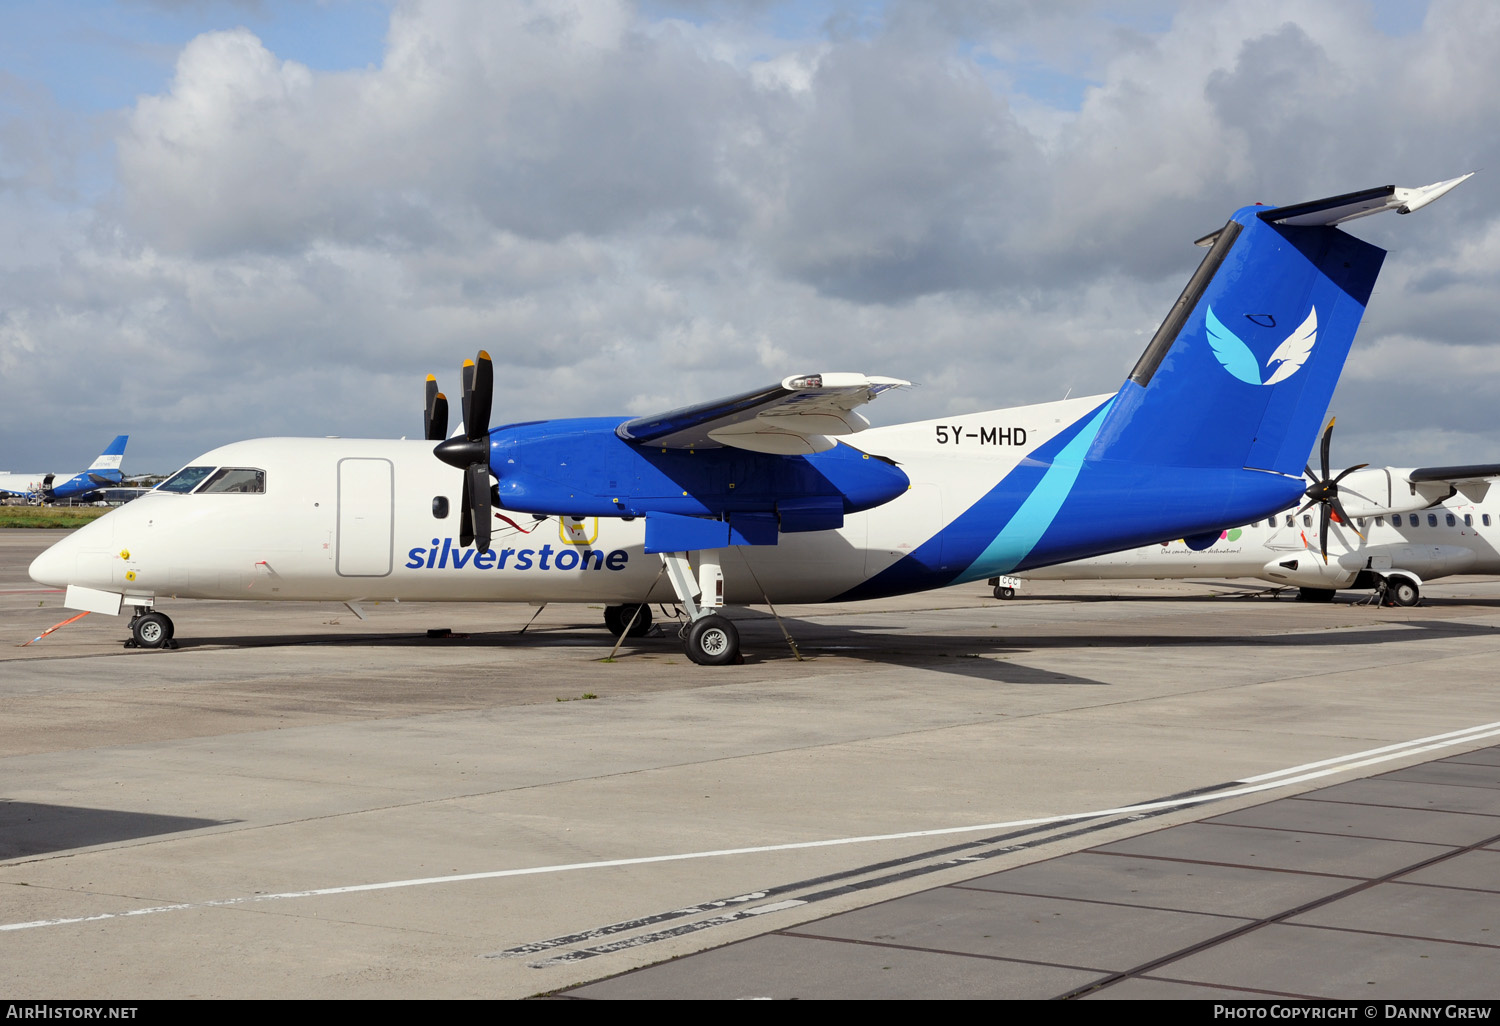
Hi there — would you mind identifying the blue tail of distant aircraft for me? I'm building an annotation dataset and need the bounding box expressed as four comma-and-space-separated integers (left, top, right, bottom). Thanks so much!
87, 435, 129, 473
49, 435, 129, 499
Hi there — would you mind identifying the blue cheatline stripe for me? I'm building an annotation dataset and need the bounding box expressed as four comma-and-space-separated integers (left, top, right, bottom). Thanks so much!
958, 399, 1115, 583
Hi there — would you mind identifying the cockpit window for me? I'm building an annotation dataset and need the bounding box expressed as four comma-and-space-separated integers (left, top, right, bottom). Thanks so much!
158, 466, 217, 493
198, 468, 266, 494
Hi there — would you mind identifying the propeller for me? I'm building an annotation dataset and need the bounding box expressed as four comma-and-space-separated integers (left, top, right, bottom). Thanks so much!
1297, 418, 1367, 563
424, 375, 449, 442
432, 351, 495, 552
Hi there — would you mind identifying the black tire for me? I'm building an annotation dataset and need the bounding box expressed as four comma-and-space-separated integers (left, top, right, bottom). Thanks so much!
603, 603, 653, 637
1296, 588, 1336, 603
1385, 576, 1420, 607
994, 585, 1016, 600
131, 612, 174, 649
684, 614, 739, 666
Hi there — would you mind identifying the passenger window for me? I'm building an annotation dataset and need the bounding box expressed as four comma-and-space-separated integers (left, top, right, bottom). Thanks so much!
158, 466, 216, 493
1392, 514, 1401, 527
433, 496, 449, 519
1302, 515, 1312, 528
1428, 513, 1438, 527
1446, 513, 1456, 527
1465, 514, 1473, 527
1356, 518, 1365, 528
1375, 516, 1385, 526
1486, 514, 1493, 527
1285, 515, 1295, 527
198, 468, 266, 494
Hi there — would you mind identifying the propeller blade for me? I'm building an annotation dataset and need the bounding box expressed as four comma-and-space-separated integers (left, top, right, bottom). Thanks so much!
1330, 494, 1364, 540
424, 376, 450, 441
1320, 418, 1334, 480
468, 462, 492, 552
461, 359, 475, 435
1330, 463, 1369, 485
1319, 502, 1331, 563
458, 483, 475, 549
1304, 463, 1316, 483
467, 350, 493, 441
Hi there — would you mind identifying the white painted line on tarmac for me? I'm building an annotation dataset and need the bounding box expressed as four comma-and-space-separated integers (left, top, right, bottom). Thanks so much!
5, 721, 1499, 934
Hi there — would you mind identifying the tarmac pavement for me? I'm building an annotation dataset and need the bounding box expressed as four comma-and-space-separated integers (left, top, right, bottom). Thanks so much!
2, 528, 1498, 1000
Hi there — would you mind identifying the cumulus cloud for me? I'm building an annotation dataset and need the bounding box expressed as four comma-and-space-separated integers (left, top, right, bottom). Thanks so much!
3, 0, 1500, 474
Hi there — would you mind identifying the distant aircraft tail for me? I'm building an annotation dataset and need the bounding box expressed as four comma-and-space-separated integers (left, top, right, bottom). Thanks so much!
86, 436, 128, 477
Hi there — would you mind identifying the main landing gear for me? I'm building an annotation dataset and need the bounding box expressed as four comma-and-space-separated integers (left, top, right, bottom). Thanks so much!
125, 608, 177, 649
658, 550, 742, 665
1382, 575, 1421, 607
603, 603, 653, 637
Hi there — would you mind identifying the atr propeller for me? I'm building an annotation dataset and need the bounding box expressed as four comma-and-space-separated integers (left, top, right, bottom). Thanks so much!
429, 351, 495, 552
1297, 418, 1366, 562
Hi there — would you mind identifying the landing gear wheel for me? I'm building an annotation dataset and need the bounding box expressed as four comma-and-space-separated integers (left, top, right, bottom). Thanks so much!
1384, 576, 1420, 607
1296, 587, 1336, 603
993, 585, 1016, 600
130, 611, 175, 649
684, 614, 739, 666
603, 603, 653, 637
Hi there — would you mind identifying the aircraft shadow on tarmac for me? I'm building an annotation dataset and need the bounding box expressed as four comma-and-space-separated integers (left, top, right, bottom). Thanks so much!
0, 802, 235, 858
149, 607, 1500, 689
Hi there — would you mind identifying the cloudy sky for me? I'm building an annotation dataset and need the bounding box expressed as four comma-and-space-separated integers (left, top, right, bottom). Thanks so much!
1, 0, 1497, 476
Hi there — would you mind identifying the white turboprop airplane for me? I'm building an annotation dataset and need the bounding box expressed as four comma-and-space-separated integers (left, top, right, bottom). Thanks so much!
1007, 430, 1500, 606
28, 177, 1472, 662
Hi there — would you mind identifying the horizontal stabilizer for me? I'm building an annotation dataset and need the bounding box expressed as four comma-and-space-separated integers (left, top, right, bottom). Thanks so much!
618, 374, 908, 454
1195, 174, 1474, 246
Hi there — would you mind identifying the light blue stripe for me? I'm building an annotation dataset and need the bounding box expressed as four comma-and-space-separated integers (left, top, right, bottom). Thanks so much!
960, 400, 1114, 582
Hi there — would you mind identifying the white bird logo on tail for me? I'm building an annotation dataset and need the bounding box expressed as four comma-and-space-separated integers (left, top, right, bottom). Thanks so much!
1205, 306, 1318, 386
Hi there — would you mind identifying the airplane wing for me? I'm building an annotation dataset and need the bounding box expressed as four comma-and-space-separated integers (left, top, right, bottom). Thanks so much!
1407, 463, 1500, 503
615, 373, 909, 455
1406, 464, 1500, 483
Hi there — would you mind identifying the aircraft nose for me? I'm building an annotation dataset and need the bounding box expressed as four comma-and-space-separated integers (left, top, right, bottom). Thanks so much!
29, 531, 80, 587
28, 512, 115, 589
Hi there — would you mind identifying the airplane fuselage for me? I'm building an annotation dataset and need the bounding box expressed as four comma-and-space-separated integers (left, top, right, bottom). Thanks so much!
30, 395, 1307, 611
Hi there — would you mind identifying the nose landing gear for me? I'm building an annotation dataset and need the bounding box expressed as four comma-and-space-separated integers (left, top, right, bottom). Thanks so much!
126, 609, 177, 649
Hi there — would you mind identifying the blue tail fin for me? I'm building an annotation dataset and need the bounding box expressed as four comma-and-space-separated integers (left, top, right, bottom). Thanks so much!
1087, 207, 1385, 476
86, 436, 128, 475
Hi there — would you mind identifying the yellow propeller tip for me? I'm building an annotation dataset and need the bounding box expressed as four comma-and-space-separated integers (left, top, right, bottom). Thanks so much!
426, 374, 436, 382
477, 349, 492, 361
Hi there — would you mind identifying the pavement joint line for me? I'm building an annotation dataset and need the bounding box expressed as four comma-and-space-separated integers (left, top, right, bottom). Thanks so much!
1056, 823, 1500, 1000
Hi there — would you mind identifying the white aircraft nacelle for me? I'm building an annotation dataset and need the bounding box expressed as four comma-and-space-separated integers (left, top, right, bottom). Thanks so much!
1259, 554, 1360, 590
1334, 467, 1439, 519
